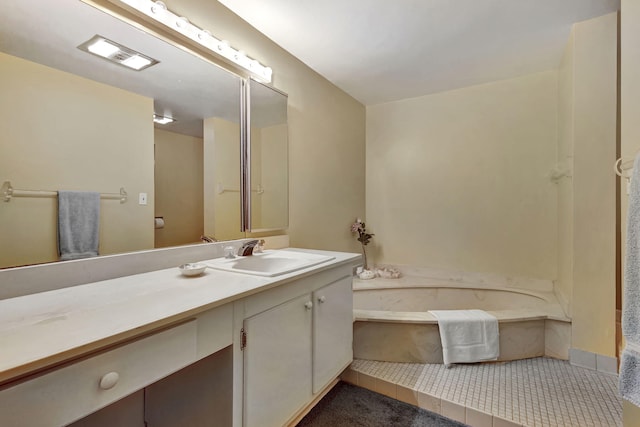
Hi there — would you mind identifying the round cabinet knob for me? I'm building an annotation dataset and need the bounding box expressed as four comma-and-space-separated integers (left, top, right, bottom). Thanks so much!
99, 372, 120, 390
318, 296, 326, 304
304, 301, 313, 310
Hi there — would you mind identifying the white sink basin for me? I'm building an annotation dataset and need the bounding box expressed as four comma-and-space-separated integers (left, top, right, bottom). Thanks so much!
205, 250, 335, 277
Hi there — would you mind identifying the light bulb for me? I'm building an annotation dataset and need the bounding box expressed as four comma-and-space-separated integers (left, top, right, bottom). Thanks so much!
122, 55, 152, 70
87, 39, 120, 57
198, 30, 212, 41
150, 1, 167, 14
176, 17, 189, 29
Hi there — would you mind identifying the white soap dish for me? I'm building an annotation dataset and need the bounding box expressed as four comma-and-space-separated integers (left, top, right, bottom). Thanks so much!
178, 263, 207, 277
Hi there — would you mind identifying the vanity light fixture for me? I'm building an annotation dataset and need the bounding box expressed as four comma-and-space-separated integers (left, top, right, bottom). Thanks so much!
153, 114, 175, 124
115, 0, 273, 82
78, 35, 159, 71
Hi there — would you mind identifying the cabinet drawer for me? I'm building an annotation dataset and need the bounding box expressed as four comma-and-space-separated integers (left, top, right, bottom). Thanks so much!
0, 321, 197, 427
196, 303, 232, 359
243, 265, 352, 317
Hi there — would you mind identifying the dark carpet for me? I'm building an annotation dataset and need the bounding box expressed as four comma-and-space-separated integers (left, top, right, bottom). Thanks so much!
297, 382, 469, 427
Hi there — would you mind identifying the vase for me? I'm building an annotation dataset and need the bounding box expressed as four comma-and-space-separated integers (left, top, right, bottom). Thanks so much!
361, 245, 369, 270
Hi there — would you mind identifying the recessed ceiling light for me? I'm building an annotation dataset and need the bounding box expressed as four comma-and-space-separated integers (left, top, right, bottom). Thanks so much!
86, 39, 120, 57
122, 55, 153, 70
78, 35, 159, 71
153, 114, 176, 125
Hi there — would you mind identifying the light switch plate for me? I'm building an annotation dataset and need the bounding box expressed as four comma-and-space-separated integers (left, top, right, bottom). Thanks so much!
139, 193, 148, 205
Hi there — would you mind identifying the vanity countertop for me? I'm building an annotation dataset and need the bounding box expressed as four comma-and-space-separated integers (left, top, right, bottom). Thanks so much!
0, 248, 359, 385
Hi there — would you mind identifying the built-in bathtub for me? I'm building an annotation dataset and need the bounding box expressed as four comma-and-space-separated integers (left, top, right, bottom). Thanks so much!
353, 273, 571, 364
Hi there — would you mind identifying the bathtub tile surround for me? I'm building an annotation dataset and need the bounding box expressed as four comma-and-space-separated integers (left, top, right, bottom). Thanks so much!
390, 265, 555, 293
465, 407, 493, 427
345, 357, 622, 427
441, 399, 467, 424
544, 320, 572, 360
353, 267, 571, 365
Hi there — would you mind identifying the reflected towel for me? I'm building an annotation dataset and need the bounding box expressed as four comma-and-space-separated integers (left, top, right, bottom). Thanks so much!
429, 309, 499, 366
58, 191, 100, 261
621, 154, 640, 405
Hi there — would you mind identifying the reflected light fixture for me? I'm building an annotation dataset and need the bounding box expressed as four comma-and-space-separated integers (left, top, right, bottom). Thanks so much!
115, 0, 273, 82
153, 114, 176, 124
78, 35, 159, 71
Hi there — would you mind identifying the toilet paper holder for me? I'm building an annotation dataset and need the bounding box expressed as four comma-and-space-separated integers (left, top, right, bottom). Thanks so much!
154, 217, 165, 229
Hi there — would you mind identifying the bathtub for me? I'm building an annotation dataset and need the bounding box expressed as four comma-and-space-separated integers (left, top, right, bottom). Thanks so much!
352, 275, 571, 364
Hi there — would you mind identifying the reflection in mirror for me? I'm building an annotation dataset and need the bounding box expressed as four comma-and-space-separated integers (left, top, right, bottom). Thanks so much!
0, 0, 244, 269
248, 79, 289, 232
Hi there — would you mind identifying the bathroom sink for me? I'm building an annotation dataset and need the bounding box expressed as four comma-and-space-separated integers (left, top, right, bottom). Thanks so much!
205, 250, 335, 277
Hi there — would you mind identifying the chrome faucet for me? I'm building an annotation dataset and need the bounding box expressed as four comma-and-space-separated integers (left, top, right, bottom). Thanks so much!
238, 240, 260, 256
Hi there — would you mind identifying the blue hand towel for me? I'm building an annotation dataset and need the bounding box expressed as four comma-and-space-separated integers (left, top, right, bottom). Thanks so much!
58, 191, 100, 261
621, 154, 640, 406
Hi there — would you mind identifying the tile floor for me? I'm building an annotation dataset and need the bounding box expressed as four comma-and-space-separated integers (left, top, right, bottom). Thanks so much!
343, 357, 622, 427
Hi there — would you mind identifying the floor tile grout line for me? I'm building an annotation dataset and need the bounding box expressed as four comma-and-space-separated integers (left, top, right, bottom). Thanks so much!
348, 356, 622, 427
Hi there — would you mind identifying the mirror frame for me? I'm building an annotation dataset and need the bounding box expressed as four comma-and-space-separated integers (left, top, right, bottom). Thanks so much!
243, 77, 289, 233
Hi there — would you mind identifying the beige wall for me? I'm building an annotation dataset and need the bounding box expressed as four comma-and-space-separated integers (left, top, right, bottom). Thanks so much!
154, 129, 204, 248
0, 52, 154, 268
556, 28, 576, 317
204, 117, 245, 241
366, 71, 558, 279
165, 0, 366, 253
250, 125, 263, 227
622, 0, 640, 422
570, 13, 618, 356
252, 124, 288, 230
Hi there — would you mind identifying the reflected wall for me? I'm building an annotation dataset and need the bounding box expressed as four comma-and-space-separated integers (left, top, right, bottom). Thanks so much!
248, 79, 289, 232
0, 52, 155, 268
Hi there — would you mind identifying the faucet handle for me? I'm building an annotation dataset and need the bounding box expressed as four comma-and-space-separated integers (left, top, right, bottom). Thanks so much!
254, 239, 266, 253
224, 246, 236, 259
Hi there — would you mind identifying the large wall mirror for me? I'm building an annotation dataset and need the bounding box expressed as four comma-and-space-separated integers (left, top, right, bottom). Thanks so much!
0, 0, 246, 269
247, 79, 289, 232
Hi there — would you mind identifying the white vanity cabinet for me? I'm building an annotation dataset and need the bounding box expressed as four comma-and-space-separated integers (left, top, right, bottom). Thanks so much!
0, 248, 359, 427
243, 293, 314, 427
0, 321, 198, 427
241, 266, 354, 427
312, 276, 353, 394
0, 303, 233, 427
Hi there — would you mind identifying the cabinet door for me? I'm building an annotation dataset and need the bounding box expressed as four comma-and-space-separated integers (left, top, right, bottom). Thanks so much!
243, 293, 313, 427
312, 277, 353, 393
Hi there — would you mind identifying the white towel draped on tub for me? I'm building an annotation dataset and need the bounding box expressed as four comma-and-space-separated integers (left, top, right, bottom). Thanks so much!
429, 309, 499, 366
621, 154, 640, 406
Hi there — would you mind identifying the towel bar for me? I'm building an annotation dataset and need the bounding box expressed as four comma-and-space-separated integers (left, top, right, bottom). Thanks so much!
2, 181, 128, 203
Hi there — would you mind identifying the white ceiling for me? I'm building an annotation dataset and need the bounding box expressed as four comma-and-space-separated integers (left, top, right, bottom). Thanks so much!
219, 0, 620, 105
